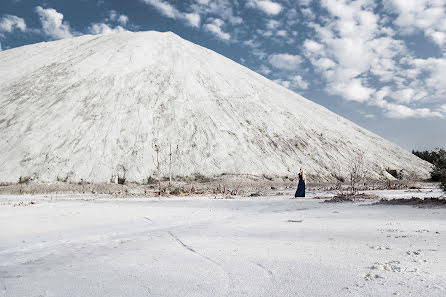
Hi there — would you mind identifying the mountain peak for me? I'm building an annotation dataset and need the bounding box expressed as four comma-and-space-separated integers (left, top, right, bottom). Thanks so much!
0, 31, 430, 183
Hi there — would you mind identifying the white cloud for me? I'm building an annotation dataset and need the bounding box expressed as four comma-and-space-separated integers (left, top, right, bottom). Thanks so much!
108, 10, 129, 26
191, 0, 243, 25
119, 15, 129, 25
35, 6, 73, 39
88, 23, 126, 35
329, 78, 375, 102
0, 15, 26, 33
313, 57, 336, 71
184, 13, 201, 28
243, 39, 261, 48
258, 64, 271, 75
274, 79, 291, 88
268, 53, 302, 70
303, 39, 323, 53
142, 0, 200, 27
384, 103, 443, 119
274, 75, 309, 90
143, 0, 176, 18
299, 0, 446, 118
266, 20, 279, 30
248, 0, 282, 16
118, 15, 129, 26
290, 75, 309, 90
204, 18, 230, 40
276, 30, 287, 37
252, 49, 267, 59
384, 0, 446, 47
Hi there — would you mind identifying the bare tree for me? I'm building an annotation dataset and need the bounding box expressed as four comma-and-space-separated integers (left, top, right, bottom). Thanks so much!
169, 143, 172, 187
154, 144, 161, 195
333, 161, 345, 195
348, 151, 365, 195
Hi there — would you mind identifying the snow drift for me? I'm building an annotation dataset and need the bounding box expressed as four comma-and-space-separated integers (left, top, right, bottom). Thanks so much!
0, 31, 431, 183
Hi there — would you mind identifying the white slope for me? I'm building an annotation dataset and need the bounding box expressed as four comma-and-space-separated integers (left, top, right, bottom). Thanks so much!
0, 31, 431, 183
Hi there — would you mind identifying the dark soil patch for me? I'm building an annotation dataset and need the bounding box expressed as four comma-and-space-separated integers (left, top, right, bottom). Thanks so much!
323, 195, 356, 203
322, 193, 379, 203
373, 197, 446, 207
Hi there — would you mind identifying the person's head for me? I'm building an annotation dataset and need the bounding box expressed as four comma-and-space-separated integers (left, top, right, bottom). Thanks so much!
299, 168, 303, 174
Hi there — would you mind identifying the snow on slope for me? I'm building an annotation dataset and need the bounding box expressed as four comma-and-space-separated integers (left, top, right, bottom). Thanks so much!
0, 31, 431, 183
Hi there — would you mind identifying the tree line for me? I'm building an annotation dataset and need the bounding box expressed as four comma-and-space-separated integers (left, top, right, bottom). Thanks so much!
412, 148, 446, 192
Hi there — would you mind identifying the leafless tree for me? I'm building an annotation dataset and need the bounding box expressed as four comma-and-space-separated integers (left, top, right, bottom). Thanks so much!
333, 161, 345, 194
348, 151, 365, 195
154, 144, 161, 195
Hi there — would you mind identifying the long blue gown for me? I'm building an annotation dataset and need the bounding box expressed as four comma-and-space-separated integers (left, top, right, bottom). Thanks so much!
295, 173, 305, 197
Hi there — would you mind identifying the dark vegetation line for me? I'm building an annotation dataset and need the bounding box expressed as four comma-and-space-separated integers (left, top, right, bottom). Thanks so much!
412, 148, 446, 192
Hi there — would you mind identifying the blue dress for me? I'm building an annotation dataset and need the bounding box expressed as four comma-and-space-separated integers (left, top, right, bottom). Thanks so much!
295, 173, 305, 197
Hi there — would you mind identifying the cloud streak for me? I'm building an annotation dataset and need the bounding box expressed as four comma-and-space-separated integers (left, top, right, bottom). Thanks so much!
141, 0, 201, 27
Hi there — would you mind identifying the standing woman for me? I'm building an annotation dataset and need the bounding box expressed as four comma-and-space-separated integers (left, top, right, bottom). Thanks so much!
295, 168, 306, 197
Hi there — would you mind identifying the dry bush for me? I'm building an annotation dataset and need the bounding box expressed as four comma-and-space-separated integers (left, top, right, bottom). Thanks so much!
348, 151, 365, 195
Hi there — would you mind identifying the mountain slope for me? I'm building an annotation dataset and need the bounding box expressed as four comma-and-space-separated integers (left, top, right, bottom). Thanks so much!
0, 31, 431, 183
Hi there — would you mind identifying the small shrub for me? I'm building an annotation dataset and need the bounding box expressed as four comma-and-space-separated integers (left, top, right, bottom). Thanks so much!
170, 187, 181, 195
18, 176, 32, 184
385, 169, 403, 180
262, 174, 273, 181
440, 179, 446, 193
117, 177, 126, 185
57, 175, 68, 182
193, 173, 212, 183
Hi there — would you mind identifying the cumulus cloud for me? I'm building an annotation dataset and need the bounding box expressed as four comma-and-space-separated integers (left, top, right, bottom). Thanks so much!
268, 53, 302, 70
185, 13, 201, 28
0, 15, 26, 33
204, 18, 230, 40
274, 75, 309, 90
297, 0, 446, 118
88, 23, 126, 35
118, 15, 129, 26
329, 79, 375, 102
290, 75, 309, 89
35, 6, 73, 39
141, 0, 201, 27
384, 0, 446, 47
258, 64, 271, 75
108, 10, 129, 26
248, 0, 282, 16
191, 0, 242, 25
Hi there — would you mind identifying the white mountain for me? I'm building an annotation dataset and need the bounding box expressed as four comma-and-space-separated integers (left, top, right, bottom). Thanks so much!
0, 31, 431, 183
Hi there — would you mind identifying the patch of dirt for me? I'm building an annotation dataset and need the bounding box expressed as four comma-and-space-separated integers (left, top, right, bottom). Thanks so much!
373, 197, 446, 207
323, 195, 356, 203
322, 193, 380, 203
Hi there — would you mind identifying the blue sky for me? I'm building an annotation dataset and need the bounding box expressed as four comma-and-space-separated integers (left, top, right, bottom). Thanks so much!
1, 0, 445, 150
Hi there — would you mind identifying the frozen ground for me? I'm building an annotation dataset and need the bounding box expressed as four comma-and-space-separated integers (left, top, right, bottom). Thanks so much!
0, 188, 445, 297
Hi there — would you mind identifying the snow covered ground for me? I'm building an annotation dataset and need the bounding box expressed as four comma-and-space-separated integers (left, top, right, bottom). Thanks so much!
0, 189, 445, 297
